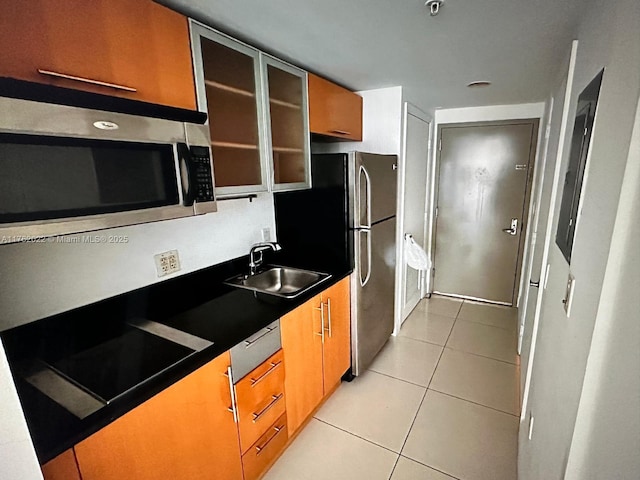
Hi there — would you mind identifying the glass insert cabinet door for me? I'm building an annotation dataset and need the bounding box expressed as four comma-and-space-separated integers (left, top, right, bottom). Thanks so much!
190, 22, 269, 195
190, 21, 311, 195
261, 55, 311, 191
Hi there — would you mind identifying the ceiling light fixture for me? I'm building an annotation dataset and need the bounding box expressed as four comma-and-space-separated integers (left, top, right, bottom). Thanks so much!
467, 81, 492, 88
425, 0, 444, 16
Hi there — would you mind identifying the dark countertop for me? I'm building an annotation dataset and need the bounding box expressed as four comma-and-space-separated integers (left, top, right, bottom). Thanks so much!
1, 253, 352, 464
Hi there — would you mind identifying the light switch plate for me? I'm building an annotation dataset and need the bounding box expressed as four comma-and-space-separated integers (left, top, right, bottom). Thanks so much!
563, 273, 576, 316
261, 227, 272, 242
154, 250, 181, 277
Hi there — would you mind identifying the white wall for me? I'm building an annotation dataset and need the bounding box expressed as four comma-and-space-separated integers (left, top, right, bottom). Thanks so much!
0, 194, 276, 330
434, 103, 545, 124
518, 0, 640, 477
0, 341, 43, 480
564, 92, 640, 480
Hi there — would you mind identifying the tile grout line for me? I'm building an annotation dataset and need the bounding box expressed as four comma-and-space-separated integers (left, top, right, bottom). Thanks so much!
367, 368, 432, 389
396, 333, 449, 349
397, 455, 462, 480
394, 312, 457, 464
441, 345, 519, 366
386, 454, 401, 480
427, 387, 520, 418
455, 317, 520, 333
312, 417, 403, 456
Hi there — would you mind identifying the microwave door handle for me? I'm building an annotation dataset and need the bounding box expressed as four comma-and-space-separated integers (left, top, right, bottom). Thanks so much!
178, 143, 195, 206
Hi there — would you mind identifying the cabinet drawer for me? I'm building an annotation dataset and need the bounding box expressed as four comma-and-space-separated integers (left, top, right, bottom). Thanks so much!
242, 414, 288, 480
236, 351, 286, 453
231, 320, 281, 383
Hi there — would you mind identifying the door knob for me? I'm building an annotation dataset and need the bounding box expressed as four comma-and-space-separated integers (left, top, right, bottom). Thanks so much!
502, 218, 518, 236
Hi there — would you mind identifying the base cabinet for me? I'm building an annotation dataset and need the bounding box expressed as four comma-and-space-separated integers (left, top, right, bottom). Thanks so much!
281, 277, 351, 435
241, 414, 288, 480
41, 449, 81, 480
74, 352, 243, 480
39, 278, 351, 480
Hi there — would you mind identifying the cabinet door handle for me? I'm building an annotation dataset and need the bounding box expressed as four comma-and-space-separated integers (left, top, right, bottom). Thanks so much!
37, 69, 137, 92
325, 298, 332, 338
225, 366, 239, 423
252, 393, 284, 423
250, 361, 282, 387
314, 302, 325, 343
330, 129, 352, 136
255, 424, 286, 455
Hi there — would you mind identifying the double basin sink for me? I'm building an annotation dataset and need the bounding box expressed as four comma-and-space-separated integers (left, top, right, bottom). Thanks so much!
224, 265, 332, 298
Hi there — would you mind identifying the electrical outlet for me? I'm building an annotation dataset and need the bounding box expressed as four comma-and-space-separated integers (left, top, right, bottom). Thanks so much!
154, 250, 181, 277
261, 227, 272, 242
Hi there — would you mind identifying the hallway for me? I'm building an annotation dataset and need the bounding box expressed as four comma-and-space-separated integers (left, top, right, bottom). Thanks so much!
264, 296, 520, 480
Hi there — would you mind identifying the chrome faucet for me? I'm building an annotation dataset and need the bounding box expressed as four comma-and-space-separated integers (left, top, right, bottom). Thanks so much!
249, 242, 281, 275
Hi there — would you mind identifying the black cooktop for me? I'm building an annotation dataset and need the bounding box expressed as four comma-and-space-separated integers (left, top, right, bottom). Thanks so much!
49, 327, 194, 403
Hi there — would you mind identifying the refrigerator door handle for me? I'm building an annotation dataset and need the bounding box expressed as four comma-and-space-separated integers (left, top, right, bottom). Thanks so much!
359, 165, 372, 229
359, 228, 372, 287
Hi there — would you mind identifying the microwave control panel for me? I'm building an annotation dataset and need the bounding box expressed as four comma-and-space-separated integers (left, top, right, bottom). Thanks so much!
190, 146, 215, 202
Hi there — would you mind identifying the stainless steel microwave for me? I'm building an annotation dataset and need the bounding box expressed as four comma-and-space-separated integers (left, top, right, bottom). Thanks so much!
0, 97, 217, 244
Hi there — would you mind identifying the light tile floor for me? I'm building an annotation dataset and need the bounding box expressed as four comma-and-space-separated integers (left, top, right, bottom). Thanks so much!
264, 296, 520, 480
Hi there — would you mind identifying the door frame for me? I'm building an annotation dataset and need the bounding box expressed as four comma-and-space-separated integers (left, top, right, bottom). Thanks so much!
430, 119, 540, 306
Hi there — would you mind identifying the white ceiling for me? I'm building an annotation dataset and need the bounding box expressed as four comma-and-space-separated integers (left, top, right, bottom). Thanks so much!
162, 0, 590, 112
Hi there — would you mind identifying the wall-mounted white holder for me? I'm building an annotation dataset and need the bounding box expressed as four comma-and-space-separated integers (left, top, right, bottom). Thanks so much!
563, 273, 576, 316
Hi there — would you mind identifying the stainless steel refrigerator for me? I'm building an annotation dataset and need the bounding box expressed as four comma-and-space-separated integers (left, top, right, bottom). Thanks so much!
274, 152, 397, 376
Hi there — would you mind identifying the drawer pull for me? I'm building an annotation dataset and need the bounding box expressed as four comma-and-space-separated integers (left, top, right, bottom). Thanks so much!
255, 424, 286, 455
37, 69, 137, 92
330, 129, 352, 136
250, 360, 282, 387
244, 326, 277, 348
252, 393, 284, 423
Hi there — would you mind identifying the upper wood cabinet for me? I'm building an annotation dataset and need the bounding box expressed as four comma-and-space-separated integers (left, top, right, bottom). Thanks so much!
41, 449, 82, 480
190, 24, 269, 195
0, 0, 196, 110
308, 74, 363, 141
281, 277, 351, 435
263, 56, 312, 191
74, 351, 243, 480
190, 21, 311, 196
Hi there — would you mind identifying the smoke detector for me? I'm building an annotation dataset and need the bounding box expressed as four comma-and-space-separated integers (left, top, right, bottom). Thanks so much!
425, 0, 444, 16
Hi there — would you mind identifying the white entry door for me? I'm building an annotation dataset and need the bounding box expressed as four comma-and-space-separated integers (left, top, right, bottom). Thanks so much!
400, 105, 431, 323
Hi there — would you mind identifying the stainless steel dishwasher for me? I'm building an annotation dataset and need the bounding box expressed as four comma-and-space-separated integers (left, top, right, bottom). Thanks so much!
230, 319, 281, 383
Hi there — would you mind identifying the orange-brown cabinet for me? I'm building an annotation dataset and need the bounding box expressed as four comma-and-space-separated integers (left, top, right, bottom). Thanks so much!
234, 350, 288, 480
41, 449, 81, 480
281, 277, 351, 434
0, 0, 196, 110
308, 74, 363, 141
73, 351, 243, 480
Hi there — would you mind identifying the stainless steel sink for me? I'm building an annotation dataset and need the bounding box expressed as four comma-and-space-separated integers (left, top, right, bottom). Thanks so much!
225, 266, 331, 298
